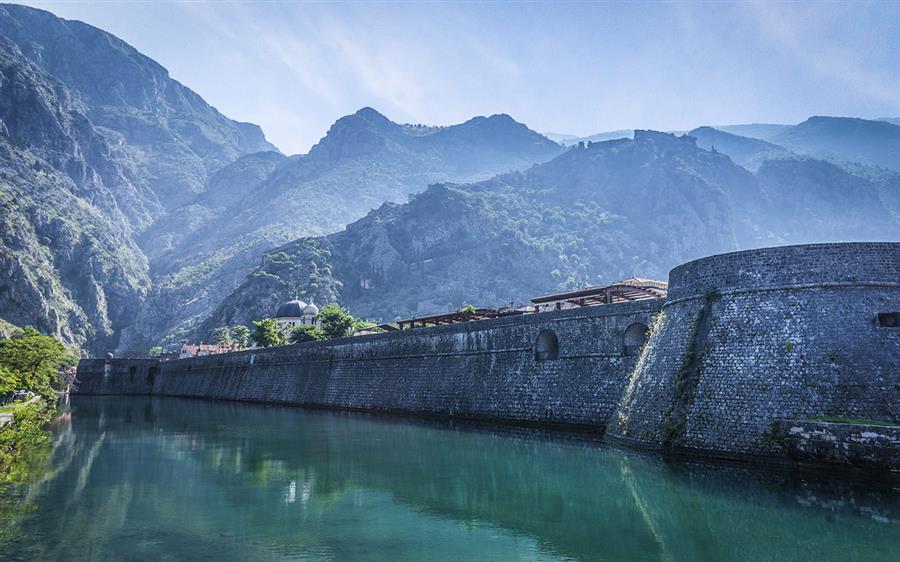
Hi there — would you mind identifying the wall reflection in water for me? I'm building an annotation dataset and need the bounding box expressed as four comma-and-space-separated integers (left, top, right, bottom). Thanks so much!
3, 396, 899, 561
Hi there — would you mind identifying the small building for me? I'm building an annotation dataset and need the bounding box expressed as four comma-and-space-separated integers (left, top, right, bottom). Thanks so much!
531, 277, 667, 313
179, 343, 238, 359
274, 299, 321, 332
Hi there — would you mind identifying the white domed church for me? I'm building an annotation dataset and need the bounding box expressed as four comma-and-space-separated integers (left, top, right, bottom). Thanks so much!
274, 299, 321, 330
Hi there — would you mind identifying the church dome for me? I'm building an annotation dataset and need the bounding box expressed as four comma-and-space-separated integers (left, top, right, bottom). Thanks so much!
275, 300, 307, 318
303, 303, 319, 316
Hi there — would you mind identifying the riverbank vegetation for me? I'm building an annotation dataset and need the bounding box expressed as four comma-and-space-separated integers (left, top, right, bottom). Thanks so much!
0, 326, 76, 487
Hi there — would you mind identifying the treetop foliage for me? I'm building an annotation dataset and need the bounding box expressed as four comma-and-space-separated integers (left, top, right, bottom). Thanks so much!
289, 325, 325, 343
319, 304, 356, 340
251, 319, 284, 348
0, 327, 76, 400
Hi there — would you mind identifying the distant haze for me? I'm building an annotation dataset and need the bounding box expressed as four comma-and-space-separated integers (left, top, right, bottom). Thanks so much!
18, 1, 900, 154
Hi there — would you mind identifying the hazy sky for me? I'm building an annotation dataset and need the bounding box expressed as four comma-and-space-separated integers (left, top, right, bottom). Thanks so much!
19, 1, 900, 155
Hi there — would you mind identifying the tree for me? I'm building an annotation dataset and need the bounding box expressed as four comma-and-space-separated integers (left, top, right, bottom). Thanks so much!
251, 319, 284, 348
319, 304, 356, 339
148, 347, 163, 357
0, 327, 76, 400
213, 327, 232, 345
0, 365, 19, 396
231, 325, 251, 348
289, 325, 325, 344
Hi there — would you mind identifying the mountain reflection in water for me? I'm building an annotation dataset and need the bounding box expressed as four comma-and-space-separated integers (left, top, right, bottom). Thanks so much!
3, 396, 899, 561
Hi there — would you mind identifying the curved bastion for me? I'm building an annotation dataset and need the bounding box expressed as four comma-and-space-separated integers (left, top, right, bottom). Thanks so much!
607, 242, 900, 460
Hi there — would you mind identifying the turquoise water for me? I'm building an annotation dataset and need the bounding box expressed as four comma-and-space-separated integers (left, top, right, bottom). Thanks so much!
3, 396, 899, 561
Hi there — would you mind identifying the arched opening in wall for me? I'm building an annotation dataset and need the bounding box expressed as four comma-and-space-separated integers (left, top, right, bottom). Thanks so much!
147, 366, 158, 386
624, 323, 650, 356
534, 330, 559, 361
128, 366, 136, 382
877, 312, 899, 327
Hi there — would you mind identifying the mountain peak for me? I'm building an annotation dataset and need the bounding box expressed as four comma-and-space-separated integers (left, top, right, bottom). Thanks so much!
459, 113, 522, 129
485, 113, 517, 123
798, 115, 900, 132
307, 108, 398, 162
353, 106, 392, 125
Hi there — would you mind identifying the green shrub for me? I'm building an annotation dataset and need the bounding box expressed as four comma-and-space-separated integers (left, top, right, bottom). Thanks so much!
289, 325, 325, 343
458, 305, 477, 321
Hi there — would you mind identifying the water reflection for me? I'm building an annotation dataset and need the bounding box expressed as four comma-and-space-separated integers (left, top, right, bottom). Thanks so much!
3, 397, 899, 561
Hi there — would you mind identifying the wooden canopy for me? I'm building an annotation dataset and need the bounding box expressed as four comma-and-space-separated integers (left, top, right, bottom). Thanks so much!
389, 307, 527, 331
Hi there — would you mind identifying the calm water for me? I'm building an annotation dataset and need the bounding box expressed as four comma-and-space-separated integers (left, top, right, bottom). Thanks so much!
2, 397, 899, 561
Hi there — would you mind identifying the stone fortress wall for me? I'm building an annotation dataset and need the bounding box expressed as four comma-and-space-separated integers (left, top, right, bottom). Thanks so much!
77, 299, 662, 430
76, 243, 900, 468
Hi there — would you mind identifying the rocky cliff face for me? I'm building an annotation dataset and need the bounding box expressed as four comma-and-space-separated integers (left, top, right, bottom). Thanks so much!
0, 4, 277, 353
0, 37, 149, 352
0, 4, 276, 213
206, 130, 900, 329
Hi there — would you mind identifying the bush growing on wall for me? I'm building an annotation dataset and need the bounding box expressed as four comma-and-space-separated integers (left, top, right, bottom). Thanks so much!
458, 305, 477, 321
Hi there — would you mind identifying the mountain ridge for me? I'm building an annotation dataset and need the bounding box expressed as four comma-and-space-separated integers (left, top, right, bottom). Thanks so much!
116, 106, 564, 350
203, 130, 899, 332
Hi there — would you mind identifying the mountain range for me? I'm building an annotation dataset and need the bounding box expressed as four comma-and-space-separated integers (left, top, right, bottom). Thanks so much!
0, 4, 897, 352
206, 130, 898, 328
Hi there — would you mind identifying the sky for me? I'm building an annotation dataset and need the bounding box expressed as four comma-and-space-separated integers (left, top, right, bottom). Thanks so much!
18, 1, 900, 155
